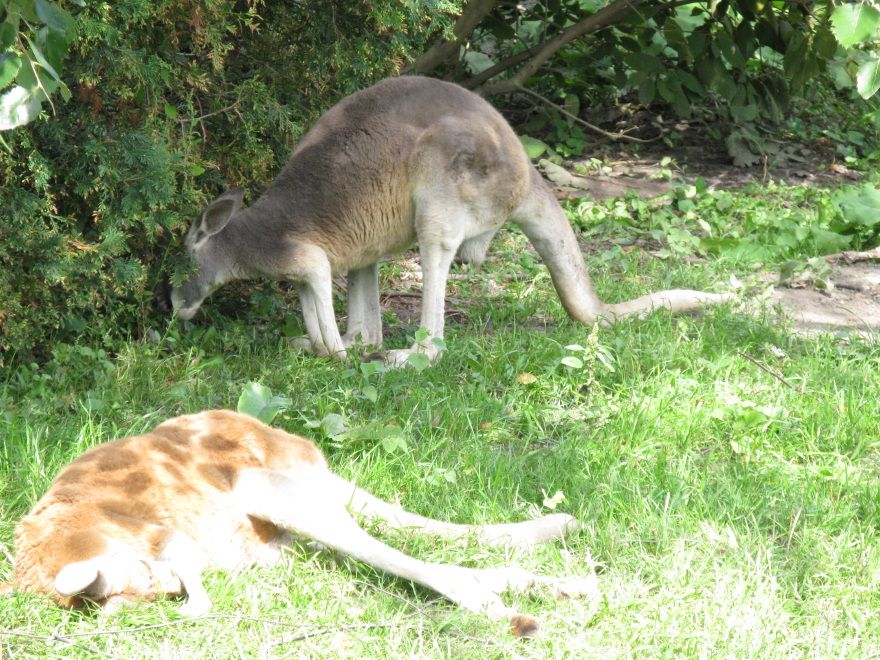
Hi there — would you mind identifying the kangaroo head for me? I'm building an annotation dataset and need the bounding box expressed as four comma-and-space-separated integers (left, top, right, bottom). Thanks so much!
170, 188, 245, 320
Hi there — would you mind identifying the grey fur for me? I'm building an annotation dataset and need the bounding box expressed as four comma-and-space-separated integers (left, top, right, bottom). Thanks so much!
171, 77, 731, 366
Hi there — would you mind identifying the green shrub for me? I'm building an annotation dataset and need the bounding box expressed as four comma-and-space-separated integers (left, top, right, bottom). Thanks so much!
0, 0, 457, 365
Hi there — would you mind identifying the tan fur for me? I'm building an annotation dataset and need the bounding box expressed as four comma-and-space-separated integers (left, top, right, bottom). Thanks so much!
169, 77, 731, 367
14, 411, 592, 634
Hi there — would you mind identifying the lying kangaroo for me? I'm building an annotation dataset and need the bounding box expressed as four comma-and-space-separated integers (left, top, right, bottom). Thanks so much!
13, 410, 592, 636
169, 76, 730, 366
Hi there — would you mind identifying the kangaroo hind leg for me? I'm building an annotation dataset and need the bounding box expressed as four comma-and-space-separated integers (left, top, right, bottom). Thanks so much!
341, 263, 383, 349
233, 467, 554, 635
381, 198, 463, 368
344, 483, 580, 550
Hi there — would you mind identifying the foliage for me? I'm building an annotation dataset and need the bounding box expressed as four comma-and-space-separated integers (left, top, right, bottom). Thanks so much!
830, 1, 880, 98
0, 0, 459, 366
569, 176, 880, 271
0, 0, 78, 132
412, 0, 880, 163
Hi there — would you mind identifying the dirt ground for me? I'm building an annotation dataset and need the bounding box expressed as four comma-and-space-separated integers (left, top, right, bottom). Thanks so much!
554, 120, 880, 338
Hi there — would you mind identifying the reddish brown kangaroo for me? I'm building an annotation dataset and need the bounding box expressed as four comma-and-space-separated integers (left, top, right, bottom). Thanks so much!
169, 76, 731, 367
13, 410, 593, 636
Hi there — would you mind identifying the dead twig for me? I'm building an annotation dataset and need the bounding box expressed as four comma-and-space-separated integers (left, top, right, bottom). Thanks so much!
737, 351, 825, 403
265, 621, 400, 647
351, 580, 508, 648
822, 246, 880, 264
381, 291, 474, 307
0, 631, 113, 658
179, 98, 243, 123
514, 84, 660, 143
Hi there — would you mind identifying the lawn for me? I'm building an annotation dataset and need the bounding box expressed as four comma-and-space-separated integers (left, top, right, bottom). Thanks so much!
2, 181, 880, 659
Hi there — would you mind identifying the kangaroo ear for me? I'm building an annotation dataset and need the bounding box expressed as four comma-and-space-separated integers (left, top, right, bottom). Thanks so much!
54, 556, 133, 599
198, 187, 245, 237
54, 561, 101, 597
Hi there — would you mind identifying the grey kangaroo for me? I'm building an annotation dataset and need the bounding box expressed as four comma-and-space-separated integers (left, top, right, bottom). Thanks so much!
170, 76, 731, 366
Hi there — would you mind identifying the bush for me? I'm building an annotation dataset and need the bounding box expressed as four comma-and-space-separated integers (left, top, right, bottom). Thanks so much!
0, 0, 457, 365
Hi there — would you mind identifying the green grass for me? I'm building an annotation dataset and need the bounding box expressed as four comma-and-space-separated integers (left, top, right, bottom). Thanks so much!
3, 185, 880, 658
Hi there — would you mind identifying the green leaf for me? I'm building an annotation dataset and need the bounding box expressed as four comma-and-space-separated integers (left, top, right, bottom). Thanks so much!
34, 0, 74, 34
380, 432, 408, 454
715, 71, 737, 101
0, 53, 22, 90
856, 59, 880, 98
626, 52, 663, 73
0, 22, 17, 51
360, 360, 384, 378
0, 84, 43, 130
520, 135, 549, 159
319, 413, 347, 437
42, 25, 71, 71
361, 384, 378, 403
638, 78, 656, 105
6, 0, 39, 22
676, 70, 704, 95
237, 382, 292, 424
730, 103, 758, 122
830, 2, 880, 48
482, 15, 515, 39
832, 184, 880, 227
561, 356, 584, 369
25, 35, 62, 82
542, 490, 567, 509
426, 466, 457, 486
813, 27, 839, 60
335, 420, 407, 453
407, 352, 430, 372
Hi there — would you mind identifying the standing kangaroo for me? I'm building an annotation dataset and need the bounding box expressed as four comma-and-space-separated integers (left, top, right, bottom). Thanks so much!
13, 410, 592, 636
170, 76, 730, 366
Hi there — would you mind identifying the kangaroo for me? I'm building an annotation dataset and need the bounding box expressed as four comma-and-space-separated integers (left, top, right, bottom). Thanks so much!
169, 76, 731, 366
13, 410, 593, 636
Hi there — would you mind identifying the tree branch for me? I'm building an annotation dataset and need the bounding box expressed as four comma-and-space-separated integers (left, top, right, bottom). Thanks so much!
461, 47, 535, 90
474, 0, 646, 97
405, 0, 498, 75
516, 85, 660, 142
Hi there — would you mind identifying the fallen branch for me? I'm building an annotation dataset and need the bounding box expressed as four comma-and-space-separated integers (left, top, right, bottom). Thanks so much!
351, 580, 505, 648
0, 631, 113, 658
737, 351, 825, 403
822, 246, 880, 264
381, 291, 474, 307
